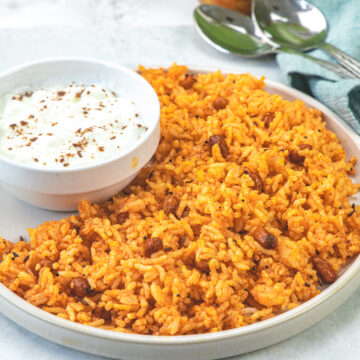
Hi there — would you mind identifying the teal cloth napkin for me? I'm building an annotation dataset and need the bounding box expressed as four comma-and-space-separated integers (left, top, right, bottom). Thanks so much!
276, 0, 360, 134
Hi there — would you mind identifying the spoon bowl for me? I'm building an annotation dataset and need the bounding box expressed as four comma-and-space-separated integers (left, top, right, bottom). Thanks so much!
252, 0, 327, 51
253, 0, 360, 78
194, 5, 274, 57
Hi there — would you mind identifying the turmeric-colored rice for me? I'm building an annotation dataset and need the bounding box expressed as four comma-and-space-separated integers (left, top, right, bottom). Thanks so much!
1, 64, 360, 335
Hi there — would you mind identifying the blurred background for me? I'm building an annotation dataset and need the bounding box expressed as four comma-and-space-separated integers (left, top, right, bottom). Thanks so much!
0, 0, 252, 28
0, 0, 280, 81
0, 0, 195, 28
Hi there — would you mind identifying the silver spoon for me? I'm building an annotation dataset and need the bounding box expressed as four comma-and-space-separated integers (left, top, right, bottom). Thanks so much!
194, 4, 273, 57
194, 4, 355, 78
252, 0, 360, 79
193, 5, 354, 79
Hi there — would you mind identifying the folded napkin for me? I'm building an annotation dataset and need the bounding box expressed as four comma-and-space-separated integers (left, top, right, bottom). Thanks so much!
276, 0, 360, 134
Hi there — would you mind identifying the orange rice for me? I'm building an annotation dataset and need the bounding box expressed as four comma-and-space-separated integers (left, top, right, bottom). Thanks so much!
1, 64, 360, 335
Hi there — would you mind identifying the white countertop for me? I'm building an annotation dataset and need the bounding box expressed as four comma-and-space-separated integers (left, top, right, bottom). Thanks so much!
0, 1, 359, 359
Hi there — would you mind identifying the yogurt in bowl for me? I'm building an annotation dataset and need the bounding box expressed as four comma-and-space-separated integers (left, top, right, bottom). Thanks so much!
0, 84, 148, 168
0, 58, 160, 211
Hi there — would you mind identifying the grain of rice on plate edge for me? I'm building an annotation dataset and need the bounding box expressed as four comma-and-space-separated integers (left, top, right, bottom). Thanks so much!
1, 64, 359, 335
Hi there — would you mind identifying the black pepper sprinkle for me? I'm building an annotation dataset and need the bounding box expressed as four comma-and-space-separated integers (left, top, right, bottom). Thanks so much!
149, 171, 154, 179
241, 199, 245, 203
305, 282, 310, 287
176, 294, 180, 297
143, 236, 147, 240
348, 203, 356, 217
239, 230, 248, 235
55, 272, 59, 277
164, 247, 172, 252
265, 265, 269, 269
19, 236, 25, 242
315, 250, 320, 255
24, 255, 29, 262
11, 257, 15, 261
215, 303, 219, 307
12, 252, 19, 258
252, 266, 256, 271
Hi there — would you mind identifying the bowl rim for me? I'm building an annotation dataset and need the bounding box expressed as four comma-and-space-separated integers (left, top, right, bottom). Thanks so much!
1, 64, 360, 345
0, 57, 161, 173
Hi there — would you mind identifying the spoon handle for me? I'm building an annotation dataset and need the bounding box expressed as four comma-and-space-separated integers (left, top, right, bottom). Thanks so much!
280, 48, 355, 79
320, 43, 360, 79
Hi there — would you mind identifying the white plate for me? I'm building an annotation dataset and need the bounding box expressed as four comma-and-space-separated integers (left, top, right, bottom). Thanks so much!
1, 64, 360, 360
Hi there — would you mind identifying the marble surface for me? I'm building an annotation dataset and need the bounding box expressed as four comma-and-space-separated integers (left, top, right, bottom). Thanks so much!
0, 1, 359, 359
0, 0, 196, 29
0, 26, 280, 81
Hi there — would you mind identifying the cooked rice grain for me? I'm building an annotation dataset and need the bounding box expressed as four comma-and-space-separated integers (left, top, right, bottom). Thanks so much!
1, 64, 360, 335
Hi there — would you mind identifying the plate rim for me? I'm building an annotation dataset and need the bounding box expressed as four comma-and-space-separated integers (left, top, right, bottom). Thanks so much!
1, 60, 360, 345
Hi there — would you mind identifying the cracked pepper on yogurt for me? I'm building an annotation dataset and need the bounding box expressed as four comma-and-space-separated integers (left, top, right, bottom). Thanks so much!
0, 84, 148, 168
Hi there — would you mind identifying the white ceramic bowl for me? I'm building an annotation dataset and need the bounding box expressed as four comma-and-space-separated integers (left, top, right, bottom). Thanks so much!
0, 66, 360, 360
0, 58, 160, 211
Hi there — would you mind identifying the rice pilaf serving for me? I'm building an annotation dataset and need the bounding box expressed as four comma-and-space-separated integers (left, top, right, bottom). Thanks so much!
1, 64, 360, 335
